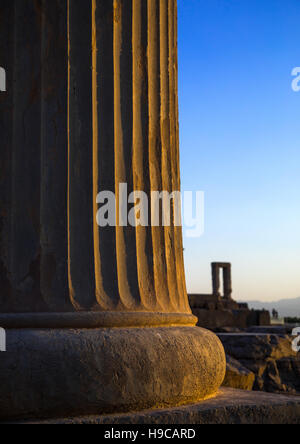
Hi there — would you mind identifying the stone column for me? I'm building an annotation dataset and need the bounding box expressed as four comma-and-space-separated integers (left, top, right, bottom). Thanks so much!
0, 0, 225, 421
223, 264, 233, 301
212, 263, 221, 298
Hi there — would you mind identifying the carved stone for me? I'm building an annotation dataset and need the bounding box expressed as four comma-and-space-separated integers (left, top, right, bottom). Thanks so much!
212, 262, 233, 300
0, 0, 225, 421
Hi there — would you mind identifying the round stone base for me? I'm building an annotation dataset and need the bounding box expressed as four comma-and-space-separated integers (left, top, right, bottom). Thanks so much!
0, 326, 226, 421
12, 389, 300, 425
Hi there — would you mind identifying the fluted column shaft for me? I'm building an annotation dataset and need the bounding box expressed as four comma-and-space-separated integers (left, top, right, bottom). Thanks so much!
0, 0, 194, 326
0, 3, 226, 420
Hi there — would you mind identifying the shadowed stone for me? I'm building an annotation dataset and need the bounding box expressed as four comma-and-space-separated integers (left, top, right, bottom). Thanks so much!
219, 333, 300, 395
223, 355, 255, 391
212, 262, 232, 300
189, 263, 271, 330
0, 0, 226, 421
10, 389, 300, 425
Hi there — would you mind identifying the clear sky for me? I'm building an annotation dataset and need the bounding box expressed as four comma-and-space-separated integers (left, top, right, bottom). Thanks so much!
178, 0, 300, 302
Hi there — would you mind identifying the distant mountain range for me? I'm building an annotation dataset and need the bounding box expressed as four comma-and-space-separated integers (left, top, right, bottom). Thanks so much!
242, 297, 300, 318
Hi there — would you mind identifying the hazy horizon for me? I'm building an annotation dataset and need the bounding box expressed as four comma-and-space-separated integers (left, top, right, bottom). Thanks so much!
178, 0, 300, 302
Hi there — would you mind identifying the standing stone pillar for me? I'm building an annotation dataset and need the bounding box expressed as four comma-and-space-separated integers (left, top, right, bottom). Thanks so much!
223, 265, 233, 301
0, 0, 225, 421
212, 262, 232, 301
212, 263, 221, 298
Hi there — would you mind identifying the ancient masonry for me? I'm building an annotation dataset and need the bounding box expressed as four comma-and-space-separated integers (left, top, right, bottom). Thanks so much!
0, 0, 226, 421
212, 262, 233, 300
0, 0, 299, 424
189, 263, 271, 331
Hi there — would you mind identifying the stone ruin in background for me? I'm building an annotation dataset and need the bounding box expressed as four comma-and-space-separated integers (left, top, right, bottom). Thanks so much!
189, 263, 271, 331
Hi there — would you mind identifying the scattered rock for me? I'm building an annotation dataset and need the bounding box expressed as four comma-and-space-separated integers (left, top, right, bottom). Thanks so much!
216, 327, 242, 333
218, 333, 297, 361
223, 355, 255, 391
218, 333, 300, 395
247, 326, 294, 335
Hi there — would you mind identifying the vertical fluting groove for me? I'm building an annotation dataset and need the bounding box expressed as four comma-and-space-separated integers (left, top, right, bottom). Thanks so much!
0, 0, 14, 311
113, 0, 140, 310
1, 0, 191, 316
167, 0, 180, 310
67, 0, 75, 306
147, 0, 170, 311
132, 0, 157, 310
91, 0, 104, 306
10, 0, 44, 311
95, 0, 119, 309
168, 0, 188, 311
68, 0, 96, 309
40, 0, 71, 311
172, 0, 189, 311
93, 0, 118, 310
10, 0, 17, 303
173, 0, 180, 190
160, 0, 180, 311
10, 0, 17, 296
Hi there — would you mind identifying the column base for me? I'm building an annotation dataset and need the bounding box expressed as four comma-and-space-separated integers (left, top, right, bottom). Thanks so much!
0, 326, 225, 421
11, 388, 300, 424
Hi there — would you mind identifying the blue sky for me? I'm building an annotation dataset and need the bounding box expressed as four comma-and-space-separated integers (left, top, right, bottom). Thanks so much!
178, 0, 300, 302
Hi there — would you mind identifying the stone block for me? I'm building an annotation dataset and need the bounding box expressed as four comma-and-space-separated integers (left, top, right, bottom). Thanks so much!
12, 389, 300, 424
223, 355, 255, 391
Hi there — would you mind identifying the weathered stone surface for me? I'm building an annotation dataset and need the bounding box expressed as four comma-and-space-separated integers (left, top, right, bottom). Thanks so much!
12, 389, 300, 424
277, 357, 300, 389
254, 357, 300, 394
219, 334, 297, 360
212, 262, 232, 300
0, 0, 226, 421
219, 334, 300, 395
222, 355, 255, 391
0, 0, 191, 317
247, 310, 272, 328
247, 326, 294, 335
192, 307, 253, 331
217, 327, 243, 333
189, 264, 270, 330
0, 327, 226, 421
192, 308, 235, 330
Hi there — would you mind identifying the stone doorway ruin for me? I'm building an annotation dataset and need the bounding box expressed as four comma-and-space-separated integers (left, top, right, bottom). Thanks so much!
212, 262, 233, 301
